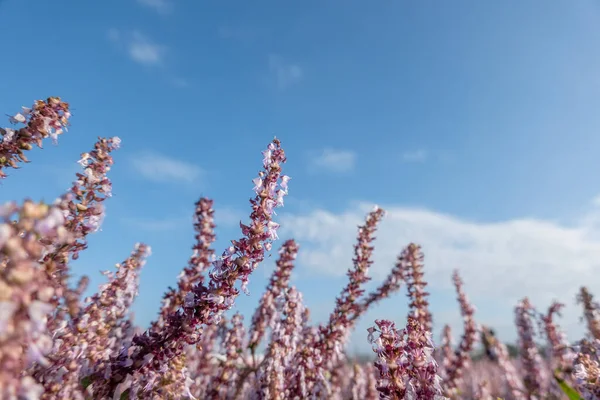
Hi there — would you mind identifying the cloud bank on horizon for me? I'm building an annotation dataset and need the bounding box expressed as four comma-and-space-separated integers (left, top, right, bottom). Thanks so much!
278, 196, 600, 346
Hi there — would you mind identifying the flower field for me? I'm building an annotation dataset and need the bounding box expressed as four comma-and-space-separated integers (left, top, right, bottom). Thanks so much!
0, 97, 598, 400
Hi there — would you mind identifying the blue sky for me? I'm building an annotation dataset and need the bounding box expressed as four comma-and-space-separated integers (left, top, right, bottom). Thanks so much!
2, 0, 600, 353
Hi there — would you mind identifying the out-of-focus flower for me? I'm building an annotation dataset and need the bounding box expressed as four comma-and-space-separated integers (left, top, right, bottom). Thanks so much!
578, 287, 600, 341
0, 200, 70, 399
515, 298, 546, 399
443, 270, 478, 398
572, 339, 600, 400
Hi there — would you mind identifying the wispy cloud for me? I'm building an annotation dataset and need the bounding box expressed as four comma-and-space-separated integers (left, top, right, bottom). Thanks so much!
268, 55, 303, 90
402, 149, 428, 163
108, 29, 166, 66
308, 148, 356, 173
129, 151, 203, 184
136, 0, 172, 14
127, 31, 165, 65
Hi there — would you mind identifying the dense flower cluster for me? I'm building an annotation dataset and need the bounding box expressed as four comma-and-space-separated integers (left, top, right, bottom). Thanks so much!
0, 97, 71, 179
368, 317, 445, 400
3, 96, 600, 400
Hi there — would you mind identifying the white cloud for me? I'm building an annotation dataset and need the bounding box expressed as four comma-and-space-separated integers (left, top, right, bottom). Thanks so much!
402, 149, 428, 162
279, 200, 600, 343
130, 151, 203, 183
136, 0, 172, 14
108, 29, 165, 66
128, 31, 165, 65
308, 148, 356, 173
268, 55, 303, 90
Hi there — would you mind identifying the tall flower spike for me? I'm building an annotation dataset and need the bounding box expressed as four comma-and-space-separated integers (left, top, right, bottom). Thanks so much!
146, 198, 216, 398
255, 287, 305, 400
443, 270, 478, 398
205, 313, 247, 400
0, 97, 71, 178
88, 138, 289, 398
514, 298, 545, 399
283, 320, 320, 399
402, 243, 433, 334
481, 325, 526, 400
315, 206, 386, 370
42, 136, 120, 329
540, 302, 575, 382
284, 206, 384, 398
152, 197, 216, 332
247, 239, 298, 355
438, 325, 455, 380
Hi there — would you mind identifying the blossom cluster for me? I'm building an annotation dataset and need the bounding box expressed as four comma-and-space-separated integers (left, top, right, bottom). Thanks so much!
2, 97, 600, 400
